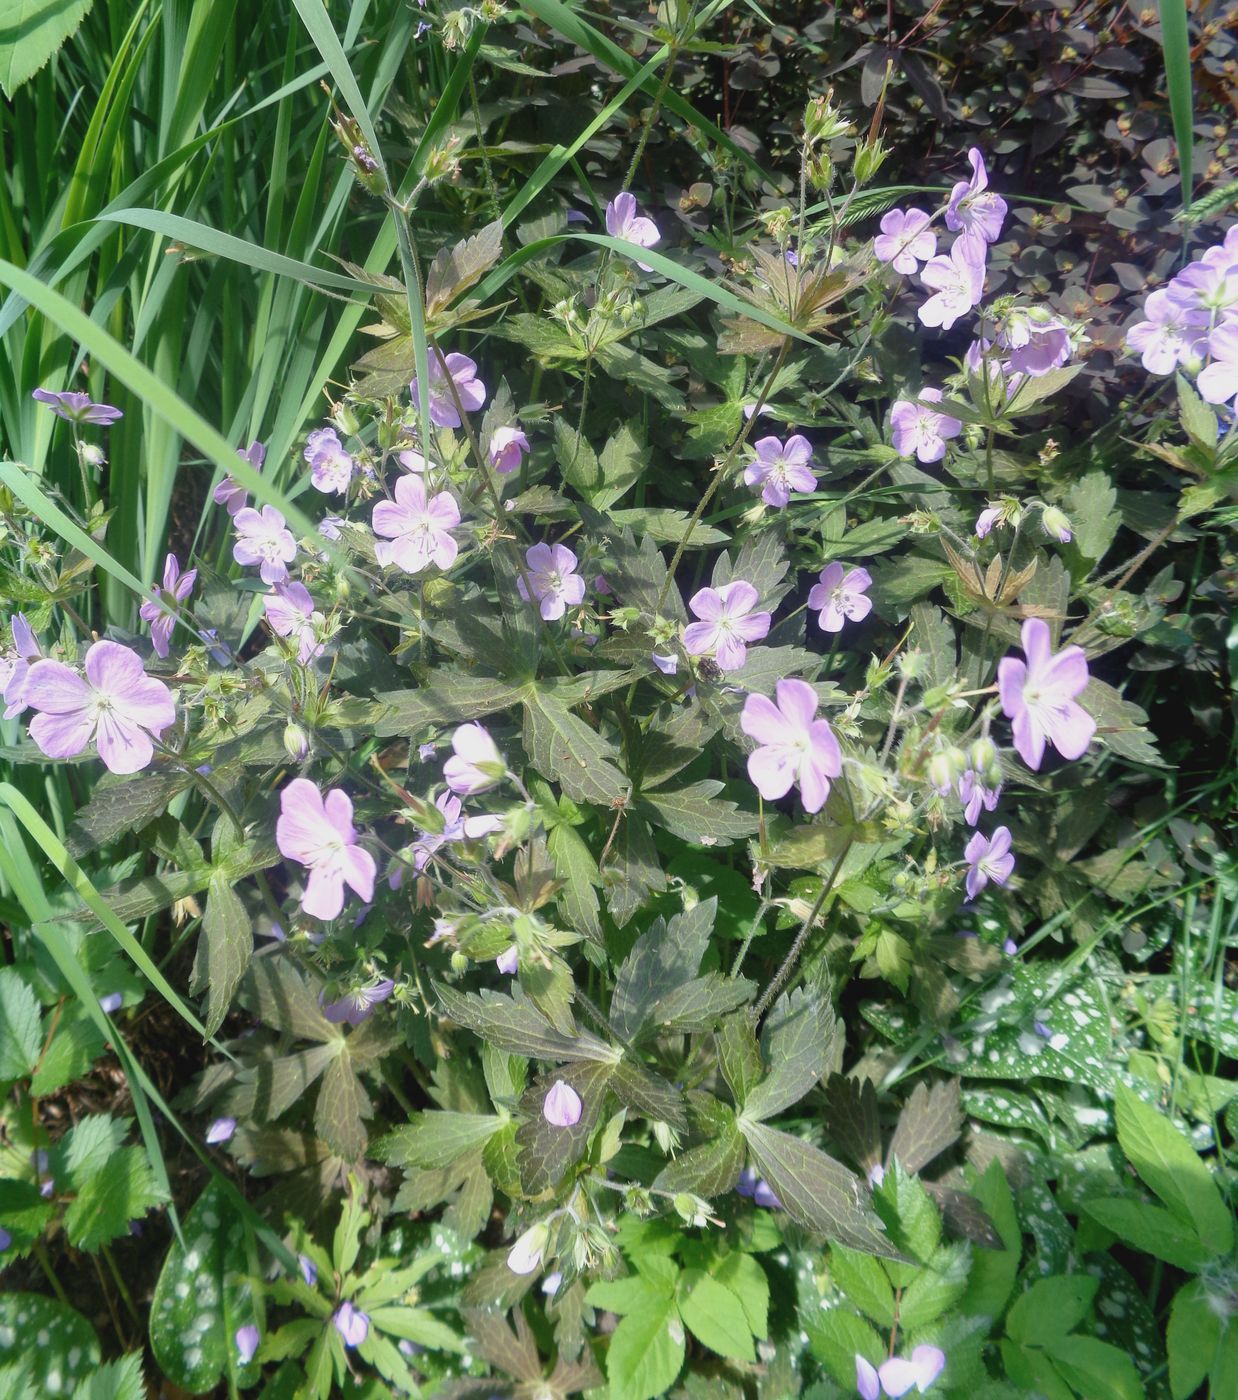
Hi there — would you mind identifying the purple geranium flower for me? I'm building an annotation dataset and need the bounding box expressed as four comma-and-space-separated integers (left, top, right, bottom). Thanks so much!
945, 148, 1007, 249
744, 434, 818, 508
298, 1253, 318, 1287
139, 553, 197, 659
489, 425, 530, 474
206, 1117, 237, 1145
276, 778, 377, 920
235, 1325, 260, 1366
975, 506, 1004, 538
857, 1354, 881, 1400
1004, 316, 1073, 377
752, 1180, 781, 1209
496, 946, 519, 975
1166, 250, 1238, 320
333, 1302, 369, 1348
808, 563, 872, 633
320, 978, 395, 1026
917, 242, 986, 329
1197, 321, 1238, 408
507, 1223, 548, 1276
874, 208, 936, 274
31, 388, 122, 425
214, 442, 266, 516
740, 678, 842, 813
98, 992, 123, 1014
683, 581, 771, 671
517, 542, 586, 621
443, 722, 504, 795
373, 475, 461, 573
957, 770, 1001, 826
997, 617, 1096, 770
1125, 289, 1208, 375
1, 615, 41, 718
304, 426, 354, 494
24, 641, 175, 774
543, 1079, 583, 1128
890, 388, 962, 463
233, 505, 296, 584
411, 790, 503, 869
605, 192, 660, 270
411, 351, 486, 429
880, 1345, 947, 1396
263, 581, 325, 664
964, 826, 1015, 900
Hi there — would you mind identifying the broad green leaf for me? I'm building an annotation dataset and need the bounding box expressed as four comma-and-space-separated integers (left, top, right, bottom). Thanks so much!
65, 769, 194, 858
649, 973, 755, 1033
241, 956, 339, 1044
1042, 1334, 1143, 1400
602, 1294, 685, 1400
0, 1294, 99, 1395
378, 1112, 505, 1170
829, 1245, 896, 1326
603, 813, 667, 928
437, 985, 619, 1063
546, 821, 603, 947
806, 1307, 885, 1389
611, 1059, 687, 1131
744, 988, 837, 1121
375, 673, 528, 734
886, 1079, 962, 1175
652, 1115, 744, 1199
64, 1146, 166, 1251
150, 1180, 259, 1394
999, 1339, 1075, 1400
610, 899, 716, 1042
740, 1119, 895, 1256
1113, 1082, 1233, 1251
638, 703, 720, 789
0, 967, 41, 1080
522, 685, 628, 806
1064, 471, 1119, 564
1006, 1274, 1098, 1345
871, 1163, 940, 1263
62, 1114, 129, 1182
191, 874, 253, 1039
822, 1074, 883, 1176
0, 1179, 55, 1255
515, 1061, 614, 1194
677, 1270, 754, 1362
638, 780, 759, 843
1082, 678, 1165, 768
897, 1242, 971, 1331
713, 1253, 769, 1338
957, 1161, 1020, 1320
0, 0, 93, 97
1082, 1196, 1214, 1271
315, 1047, 371, 1160
1167, 1281, 1221, 1400
717, 1014, 764, 1107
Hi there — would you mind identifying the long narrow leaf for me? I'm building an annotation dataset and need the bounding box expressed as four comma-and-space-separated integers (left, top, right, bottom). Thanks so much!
1156, 0, 1194, 211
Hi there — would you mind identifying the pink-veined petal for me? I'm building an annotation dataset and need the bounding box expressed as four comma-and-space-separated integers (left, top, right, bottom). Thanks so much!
1020, 617, 1053, 673
746, 744, 796, 801
682, 621, 721, 656
341, 845, 377, 904
24, 659, 91, 715
774, 677, 819, 731
29, 709, 96, 760
740, 692, 792, 747
688, 586, 724, 622
1048, 700, 1096, 760
94, 709, 156, 773
302, 865, 345, 920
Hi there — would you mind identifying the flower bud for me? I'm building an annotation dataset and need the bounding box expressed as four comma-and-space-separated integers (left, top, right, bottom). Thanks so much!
1041, 506, 1073, 544
506, 1222, 549, 1275
803, 93, 852, 144
969, 737, 998, 773
807, 151, 834, 192
283, 723, 310, 761
853, 136, 891, 186
77, 441, 107, 470
449, 950, 470, 975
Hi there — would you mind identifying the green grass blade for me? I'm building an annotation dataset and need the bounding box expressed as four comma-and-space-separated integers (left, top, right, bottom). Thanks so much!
1156, 0, 1194, 211
291, 0, 383, 161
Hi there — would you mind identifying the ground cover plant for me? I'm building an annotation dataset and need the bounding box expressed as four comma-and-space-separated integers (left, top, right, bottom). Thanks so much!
0, 1, 1235, 1397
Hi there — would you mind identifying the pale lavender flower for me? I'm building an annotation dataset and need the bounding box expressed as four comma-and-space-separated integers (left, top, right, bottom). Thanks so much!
507, 1223, 548, 1275
1041, 507, 1073, 544
99, 992, 123, 1014
235, 1326, 260, 1365
1004, 317, 1073, 377
1125, 289, 1208, 375
1167, 251, 1238, 320
263, 581, 325, 664
320, 978, 395, 1026
25, 641, 175, 774
206, 1117, 237, 1145
489, 425, 531, 474
398, 449, 427, 473
957, 770, 1000, 826
443, 722, 504, 795
276, 778, 377, 920
683, 581, 770, 671
410, 351, 487, 428
31, 388, 122, 425
1, 615, 41, 718
213, 442, 265, 516
411, 790, 503, 869
541, 1271, 563, 1297
138, 553, 197, 659
964, 826, 1015, 901
333, 1302, 369, 1348
740, 678, 842, 813
975, 506, 1003, 538
299, 1253, 318, 1286
945, 148, 1007, 249
605, 192, 660, 270
997, 618, 1095, 770
808, 563, 872, 633
652, 653, 678, 675
918, 242, 986, 329
744, 434, 818, 508
753, 1180, 782, 1209
304, 426, 354, 494
233, 505, 296, 584
879, 1344, 946, 1396
0, 1227, 10, 1252
318, 514, 344, 541
867, 1163, 886, 1188
736, 1167, 758, 1198
517, 542, 586, 621
890, 388, 963, 463
543, 1079, 583, 1128
856, 1355, 881, 1400
1197, 321, 1238, 407
373, 475, 460, 573
874, 208, 936, 274
496, 946, 519, 975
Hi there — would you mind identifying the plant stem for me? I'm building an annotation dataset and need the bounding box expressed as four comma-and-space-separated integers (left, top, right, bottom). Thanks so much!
754, 839, 853, 1018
